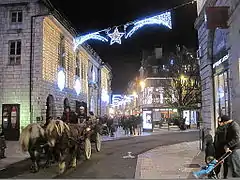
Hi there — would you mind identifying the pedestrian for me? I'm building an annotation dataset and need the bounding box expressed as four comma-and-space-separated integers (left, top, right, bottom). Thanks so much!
205, 133, 215, 163
0, 128, 6, 159
214, 117, 228, 179
61, 106, 78, 124
220, 115, 240, 177
107, 117, 114, 137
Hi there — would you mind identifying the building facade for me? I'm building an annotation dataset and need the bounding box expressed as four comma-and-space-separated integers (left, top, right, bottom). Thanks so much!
0, 0, 111, 140
195, 0, 240, 134
100, 62, 112, 116
138, 48, 178, 131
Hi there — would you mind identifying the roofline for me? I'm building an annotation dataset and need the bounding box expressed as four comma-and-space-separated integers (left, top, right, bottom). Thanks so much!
40, 0, 77, 36
101, 62, 112, 72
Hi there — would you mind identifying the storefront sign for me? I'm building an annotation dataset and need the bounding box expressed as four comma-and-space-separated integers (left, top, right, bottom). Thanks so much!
213, 53, 229, 69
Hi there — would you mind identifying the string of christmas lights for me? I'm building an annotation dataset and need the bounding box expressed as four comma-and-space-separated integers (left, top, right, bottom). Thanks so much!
73, 0, 196, 49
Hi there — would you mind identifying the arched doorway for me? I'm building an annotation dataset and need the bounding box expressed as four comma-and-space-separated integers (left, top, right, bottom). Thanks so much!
64, 98, 70, 110
46, 94, 55, 119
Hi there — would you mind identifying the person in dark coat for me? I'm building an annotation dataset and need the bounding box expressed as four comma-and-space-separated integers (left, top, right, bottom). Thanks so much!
214, 117, 228, 179
107, 118, 114, 137
0, 128, 6, 159
205, 133, 215, 163
61, 106, 77, 124
221, 115, 240, 177
77, 106, 87, 123
204, 133, 215, 178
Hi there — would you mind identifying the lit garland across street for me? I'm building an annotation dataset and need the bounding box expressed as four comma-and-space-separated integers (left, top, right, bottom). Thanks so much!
125, 11, 172, 39
73, 1, 196, 48
74, 32, 108, 50
107, 27, 125, 45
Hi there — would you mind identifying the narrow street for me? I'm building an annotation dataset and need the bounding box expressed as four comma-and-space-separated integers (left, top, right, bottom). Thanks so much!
0, 130, 199, 179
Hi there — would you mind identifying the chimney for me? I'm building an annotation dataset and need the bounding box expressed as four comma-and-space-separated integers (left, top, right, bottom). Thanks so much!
155, 48, 163, 59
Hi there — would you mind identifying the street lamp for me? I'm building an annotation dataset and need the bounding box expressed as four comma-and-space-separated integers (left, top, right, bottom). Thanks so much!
132, 91, 138, 97
139, 80, 145, 90
180, 74, 187, 81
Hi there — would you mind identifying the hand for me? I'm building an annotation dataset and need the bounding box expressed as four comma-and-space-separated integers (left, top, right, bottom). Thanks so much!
224, 146, 232, 153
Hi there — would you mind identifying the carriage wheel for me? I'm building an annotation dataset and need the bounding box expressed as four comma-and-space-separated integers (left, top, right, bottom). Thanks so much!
84, 138, 92, 160
95, 132, 101, 152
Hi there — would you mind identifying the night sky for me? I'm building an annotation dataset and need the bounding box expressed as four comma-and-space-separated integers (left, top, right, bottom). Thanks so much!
50, 0, 198, 94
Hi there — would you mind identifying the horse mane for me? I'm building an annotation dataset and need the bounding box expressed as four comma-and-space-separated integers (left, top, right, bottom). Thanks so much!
46, 119, 70, 136
19, 123, 45, 152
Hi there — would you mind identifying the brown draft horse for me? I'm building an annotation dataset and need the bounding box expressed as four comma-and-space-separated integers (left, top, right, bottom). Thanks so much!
19, 123, 46, 172
45, 119, 85, 174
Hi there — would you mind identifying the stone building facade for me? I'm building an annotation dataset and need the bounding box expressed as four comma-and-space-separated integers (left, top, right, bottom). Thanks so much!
0, 0, 111, 140
100, 63, 112, 116
195, 0, 240, 134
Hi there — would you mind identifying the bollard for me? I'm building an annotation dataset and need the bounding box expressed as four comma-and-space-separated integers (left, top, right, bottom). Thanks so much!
199, 128, 205, 151
201, 129, 205, 151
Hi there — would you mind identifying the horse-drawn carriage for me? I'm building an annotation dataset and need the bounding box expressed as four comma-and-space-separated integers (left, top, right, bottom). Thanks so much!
19, 116, 102, 174
73, 116, 102, 160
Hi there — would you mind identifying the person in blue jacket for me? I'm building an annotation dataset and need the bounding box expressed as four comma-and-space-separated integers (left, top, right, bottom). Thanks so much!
192, 156, 217, 179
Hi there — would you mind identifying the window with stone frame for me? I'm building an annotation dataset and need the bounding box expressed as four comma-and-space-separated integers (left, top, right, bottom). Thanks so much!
9, 40, 21, 65
10, 11, 23, 23
80, 62, 84, 79
75, 55, 80, 77
58, 34, 65, 68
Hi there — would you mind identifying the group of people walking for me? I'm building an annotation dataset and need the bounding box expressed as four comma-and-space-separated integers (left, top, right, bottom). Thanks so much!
119, 115, 143, 136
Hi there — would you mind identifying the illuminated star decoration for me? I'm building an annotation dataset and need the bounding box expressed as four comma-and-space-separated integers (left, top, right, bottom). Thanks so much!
74, 32, 108, 50
125, 11, 172, 39
107, 27, 125, 45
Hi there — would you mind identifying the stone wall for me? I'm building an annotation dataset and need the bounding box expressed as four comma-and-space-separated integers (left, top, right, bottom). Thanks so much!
195, 0, 232, 135
0, 2, 43, 128
229, 1, 240, 124
0, 1, 99, 129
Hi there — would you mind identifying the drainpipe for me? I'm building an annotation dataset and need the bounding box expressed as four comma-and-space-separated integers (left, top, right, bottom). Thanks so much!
98, 67, 102, 116
30, 13, 50, 123
210, 29, 216, 133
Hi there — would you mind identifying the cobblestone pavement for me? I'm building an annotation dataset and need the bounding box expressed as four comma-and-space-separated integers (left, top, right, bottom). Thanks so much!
135, 141, 202, 179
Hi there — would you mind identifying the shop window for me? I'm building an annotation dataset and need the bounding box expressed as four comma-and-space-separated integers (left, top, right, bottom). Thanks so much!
214, 70, 230, 119
9, 40, 21, 65
10, 11, 22, 23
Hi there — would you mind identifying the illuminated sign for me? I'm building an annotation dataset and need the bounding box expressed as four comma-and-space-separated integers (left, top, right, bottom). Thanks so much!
213, 53, 229, 69
142, 111, 152, 130
57, 70, 65, 91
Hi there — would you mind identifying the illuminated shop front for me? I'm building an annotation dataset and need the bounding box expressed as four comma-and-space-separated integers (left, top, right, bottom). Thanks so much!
142, 108, 178, 131
212, 28, 231, 127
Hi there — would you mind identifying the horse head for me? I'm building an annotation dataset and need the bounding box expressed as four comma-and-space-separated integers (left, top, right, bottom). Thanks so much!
45, 119, 70, 147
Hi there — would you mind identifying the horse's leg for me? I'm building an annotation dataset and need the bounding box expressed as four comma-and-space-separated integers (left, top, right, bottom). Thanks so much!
44, 146, 53, 168
70, 145, 78, 168
29, 147, 39, 173
58, 150, 67, 174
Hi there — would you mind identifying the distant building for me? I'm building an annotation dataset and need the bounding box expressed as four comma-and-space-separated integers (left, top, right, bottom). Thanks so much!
138, 48, 178, 128
0, 0, 111, 140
